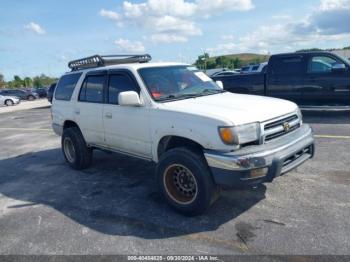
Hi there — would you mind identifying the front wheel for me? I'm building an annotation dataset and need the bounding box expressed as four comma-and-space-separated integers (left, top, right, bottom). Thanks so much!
5, 100, 14, 106
156, 147, 219, 216
28, 95, 35, 101
62, 127, 92, 170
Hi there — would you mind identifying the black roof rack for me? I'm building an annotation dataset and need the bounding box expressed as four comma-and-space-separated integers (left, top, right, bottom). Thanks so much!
68, 54, 152, 71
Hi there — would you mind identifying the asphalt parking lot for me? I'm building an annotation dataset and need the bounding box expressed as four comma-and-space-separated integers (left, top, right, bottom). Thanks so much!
0, 107, 349, 255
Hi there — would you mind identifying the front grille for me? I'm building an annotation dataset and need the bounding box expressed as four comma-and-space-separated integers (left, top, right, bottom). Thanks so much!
263, 114, 301, 142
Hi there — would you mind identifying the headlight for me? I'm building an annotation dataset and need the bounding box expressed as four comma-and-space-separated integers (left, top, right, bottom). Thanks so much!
219, 123, 260, 145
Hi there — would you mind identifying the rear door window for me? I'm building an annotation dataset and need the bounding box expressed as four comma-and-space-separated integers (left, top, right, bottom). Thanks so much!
55, 73, 82, 101
79, 75, 105, 103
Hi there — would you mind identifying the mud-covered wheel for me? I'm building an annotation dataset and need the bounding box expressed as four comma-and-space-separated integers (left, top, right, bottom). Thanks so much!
156, 147, 219, 216
62, 127, 92, 170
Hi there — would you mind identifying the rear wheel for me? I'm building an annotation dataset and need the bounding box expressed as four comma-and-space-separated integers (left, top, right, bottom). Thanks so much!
62, 127, 92, 170
156, 147, 219, 216
5, 100, 14, 106
28, 95, 35, 101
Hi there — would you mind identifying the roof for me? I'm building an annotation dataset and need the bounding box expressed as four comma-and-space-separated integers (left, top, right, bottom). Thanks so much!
64, 62, 188, 75
67, 54, 188, 74
273, 51, 334, 57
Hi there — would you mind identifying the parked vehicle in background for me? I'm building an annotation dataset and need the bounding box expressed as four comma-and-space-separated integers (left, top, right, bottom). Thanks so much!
212, 51, 350, 106
32, 87, 48, 98
211, 70, 239, 77
0, 89, 39, 101
0, 94, 20, 106
47, 83, 56, 103
51, 54, 314, 216
240, 62, 268, 74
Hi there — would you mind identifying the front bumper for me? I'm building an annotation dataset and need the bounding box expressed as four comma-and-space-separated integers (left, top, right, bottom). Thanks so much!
204, 124, 315, 187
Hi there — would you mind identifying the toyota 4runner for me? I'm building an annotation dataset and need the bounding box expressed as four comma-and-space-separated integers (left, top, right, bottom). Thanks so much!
51, 54, 315, 216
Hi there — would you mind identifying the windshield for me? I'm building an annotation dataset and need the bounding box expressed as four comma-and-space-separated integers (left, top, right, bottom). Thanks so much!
138, 66, 224, 102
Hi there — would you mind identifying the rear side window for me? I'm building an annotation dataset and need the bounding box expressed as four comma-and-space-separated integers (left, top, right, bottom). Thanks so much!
79, 75, 105, 103
108, 74, 139, 104
271, 56, 303, 75
55, 73, 82, 101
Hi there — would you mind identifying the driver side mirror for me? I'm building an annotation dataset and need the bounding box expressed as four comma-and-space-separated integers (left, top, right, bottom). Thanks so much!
118, 91, 142, 107
216, 81, 224, 89
332, 63, 347, 72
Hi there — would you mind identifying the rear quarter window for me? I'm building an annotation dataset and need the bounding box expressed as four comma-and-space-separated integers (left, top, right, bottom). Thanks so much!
55, 73, 82, 101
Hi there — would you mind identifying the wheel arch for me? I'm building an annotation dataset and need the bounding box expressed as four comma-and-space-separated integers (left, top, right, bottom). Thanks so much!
156, 135, 204, 162
63, 120, 80, 130
4, 99, 13, 105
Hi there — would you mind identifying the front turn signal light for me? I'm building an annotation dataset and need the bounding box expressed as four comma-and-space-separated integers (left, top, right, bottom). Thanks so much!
219, 127, 235, 145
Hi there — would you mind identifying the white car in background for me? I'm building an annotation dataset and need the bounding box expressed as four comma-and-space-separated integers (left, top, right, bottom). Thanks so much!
0, 94, 20, 106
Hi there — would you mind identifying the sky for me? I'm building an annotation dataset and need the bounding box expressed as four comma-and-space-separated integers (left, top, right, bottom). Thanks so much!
1, 0, 350, 80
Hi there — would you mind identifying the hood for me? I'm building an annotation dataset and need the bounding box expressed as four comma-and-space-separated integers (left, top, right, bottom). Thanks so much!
161, 92, 298, 126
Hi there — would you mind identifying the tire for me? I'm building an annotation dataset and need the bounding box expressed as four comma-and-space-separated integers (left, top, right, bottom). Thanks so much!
28, 95, 35, 101
156, 147, 219, 216
5, 100, 14, 106
62, 127, 92, 170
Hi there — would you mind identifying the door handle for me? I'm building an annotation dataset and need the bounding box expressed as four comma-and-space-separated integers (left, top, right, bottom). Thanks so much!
74, 108, 80, 115
105, 112, 112, 119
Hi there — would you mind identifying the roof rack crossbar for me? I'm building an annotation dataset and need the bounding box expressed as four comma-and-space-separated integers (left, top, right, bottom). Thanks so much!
68, 54, 152, 71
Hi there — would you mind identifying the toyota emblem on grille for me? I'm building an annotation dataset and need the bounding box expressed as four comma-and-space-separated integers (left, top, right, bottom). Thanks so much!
283, 122, 290, 131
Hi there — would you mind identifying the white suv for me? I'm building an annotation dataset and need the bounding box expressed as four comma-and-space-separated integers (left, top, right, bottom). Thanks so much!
52, 54, 314, 215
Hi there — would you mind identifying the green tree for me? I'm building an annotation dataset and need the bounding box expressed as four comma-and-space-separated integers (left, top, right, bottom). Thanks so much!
24, 77, 33, 88
12, 75, 24, 88
0, 73, 5, 88
232, 58, 242, 69
33, 76, 43, 88
206, 60, 216, 69
195, 53, 210, 70
296, 48, 323, 52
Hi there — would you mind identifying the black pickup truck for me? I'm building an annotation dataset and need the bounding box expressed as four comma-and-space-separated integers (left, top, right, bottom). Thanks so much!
212, 51, 350, 106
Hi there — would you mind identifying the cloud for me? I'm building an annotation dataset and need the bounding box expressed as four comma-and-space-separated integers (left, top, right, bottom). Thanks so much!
319, 0, 350, 10
100, 9, 121, 21
293, 0, 350, 35
208, 0, 350, 55
24, 22, 46, 35
100, 0, 253, 43
148, 34, 188, 43
114, 38, 146, 52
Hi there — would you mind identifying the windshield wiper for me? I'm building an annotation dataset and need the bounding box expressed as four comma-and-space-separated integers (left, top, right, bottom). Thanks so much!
200, 89, 226, 94
159, 89, 226, 102
160, 93, 199, 101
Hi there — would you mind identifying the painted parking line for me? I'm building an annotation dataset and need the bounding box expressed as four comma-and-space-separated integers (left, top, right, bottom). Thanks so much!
315, 135, 350, 139
0, 127, 52, 132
